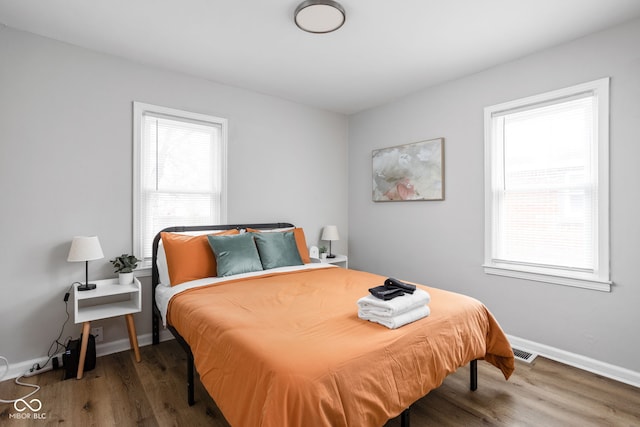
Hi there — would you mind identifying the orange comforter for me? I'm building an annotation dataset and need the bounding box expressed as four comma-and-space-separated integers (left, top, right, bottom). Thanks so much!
167, 266, 514, 427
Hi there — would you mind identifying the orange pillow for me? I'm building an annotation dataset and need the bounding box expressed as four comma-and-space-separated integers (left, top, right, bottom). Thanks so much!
161, 229, 239, 286
293, 228, 311, 264
246, 227, 310, 264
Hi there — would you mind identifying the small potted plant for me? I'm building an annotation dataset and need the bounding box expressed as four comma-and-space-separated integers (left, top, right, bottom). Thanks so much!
319, 246, 328, 260
110, 254, 140, 285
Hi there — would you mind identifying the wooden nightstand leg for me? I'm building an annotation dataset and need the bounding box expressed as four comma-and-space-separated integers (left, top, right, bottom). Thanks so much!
125, 314, 141, 362
77, 322, 91, 379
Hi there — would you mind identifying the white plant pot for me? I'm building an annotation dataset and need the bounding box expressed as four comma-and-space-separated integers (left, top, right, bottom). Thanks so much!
320, 253, 327, 260
119, 272, 134, 285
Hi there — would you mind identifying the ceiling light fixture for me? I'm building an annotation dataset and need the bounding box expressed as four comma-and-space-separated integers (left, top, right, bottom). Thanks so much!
294, 0, 346, 34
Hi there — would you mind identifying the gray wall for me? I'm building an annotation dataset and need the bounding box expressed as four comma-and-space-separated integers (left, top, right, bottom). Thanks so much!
0, 27, 348, 365
348, 19, 640, 372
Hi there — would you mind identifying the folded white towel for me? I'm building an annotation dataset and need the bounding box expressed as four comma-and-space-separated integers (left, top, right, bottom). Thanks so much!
357, 288, 431, 317
358, 305, 430, 329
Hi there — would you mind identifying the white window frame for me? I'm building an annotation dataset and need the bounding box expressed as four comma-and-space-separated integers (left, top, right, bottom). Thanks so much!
483, 78, 611, 292
133, 102, 228, 270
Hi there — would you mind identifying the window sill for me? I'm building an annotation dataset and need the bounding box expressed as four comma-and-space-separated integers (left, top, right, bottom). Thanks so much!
483, 264, 611, 292
134, 266, 151, 278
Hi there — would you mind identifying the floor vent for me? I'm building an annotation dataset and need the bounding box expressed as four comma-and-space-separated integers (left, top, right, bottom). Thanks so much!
512, 347, 538, 364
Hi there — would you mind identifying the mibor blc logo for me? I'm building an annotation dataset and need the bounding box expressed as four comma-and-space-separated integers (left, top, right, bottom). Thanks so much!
9, 398, 46, 420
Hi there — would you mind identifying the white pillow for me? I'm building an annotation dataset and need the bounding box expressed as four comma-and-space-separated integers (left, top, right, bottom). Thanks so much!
156, 242, 170, 286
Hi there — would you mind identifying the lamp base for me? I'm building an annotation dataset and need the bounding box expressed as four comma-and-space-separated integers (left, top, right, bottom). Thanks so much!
327, 254, 336, 259
77, 283, 97, 291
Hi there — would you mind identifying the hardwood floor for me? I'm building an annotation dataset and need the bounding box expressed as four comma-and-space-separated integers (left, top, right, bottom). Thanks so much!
1, 340, 639, 426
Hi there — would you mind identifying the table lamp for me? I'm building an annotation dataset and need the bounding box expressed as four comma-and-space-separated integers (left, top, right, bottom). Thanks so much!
67, 236, 104, 291
321, 225, 339, 259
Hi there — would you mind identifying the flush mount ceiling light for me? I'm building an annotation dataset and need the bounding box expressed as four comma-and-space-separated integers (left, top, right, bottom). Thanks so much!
294, 0, 346, 34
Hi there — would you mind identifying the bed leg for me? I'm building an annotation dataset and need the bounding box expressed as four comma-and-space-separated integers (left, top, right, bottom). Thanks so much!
187, 351, 195, 406
400, 406, 410, 427
470, 359, 478, 391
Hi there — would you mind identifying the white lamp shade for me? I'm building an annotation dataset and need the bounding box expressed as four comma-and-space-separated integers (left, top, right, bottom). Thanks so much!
321, 225, 340, 241
67, 236, 104, 262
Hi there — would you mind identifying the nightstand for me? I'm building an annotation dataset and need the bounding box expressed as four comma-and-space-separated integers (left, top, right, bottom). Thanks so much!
311, 254, 348, 268
73, 277, 142, 379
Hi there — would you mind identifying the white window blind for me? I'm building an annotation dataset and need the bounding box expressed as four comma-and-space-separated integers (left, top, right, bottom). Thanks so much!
495, 95, 595, 270
133, 103, 227, 266
484, 78, 610, 291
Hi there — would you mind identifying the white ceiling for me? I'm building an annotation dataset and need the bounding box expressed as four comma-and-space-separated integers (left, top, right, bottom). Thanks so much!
1, 1, 640, 114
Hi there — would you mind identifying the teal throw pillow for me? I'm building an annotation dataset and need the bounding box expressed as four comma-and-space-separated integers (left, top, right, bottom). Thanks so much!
207, 233, 263, 277
253, 231, 304, 270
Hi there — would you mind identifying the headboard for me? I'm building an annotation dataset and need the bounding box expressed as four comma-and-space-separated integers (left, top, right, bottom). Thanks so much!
150, 222, 295, 344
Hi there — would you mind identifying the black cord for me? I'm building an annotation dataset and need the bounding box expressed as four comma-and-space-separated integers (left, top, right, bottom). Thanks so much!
35, 284, 74, 371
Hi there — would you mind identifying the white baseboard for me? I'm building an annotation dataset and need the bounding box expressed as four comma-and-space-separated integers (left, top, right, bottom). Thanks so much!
1, 330, 174, 381
508, 334, 640, 389
94, 329, 174, 358
1, 356, 61, 383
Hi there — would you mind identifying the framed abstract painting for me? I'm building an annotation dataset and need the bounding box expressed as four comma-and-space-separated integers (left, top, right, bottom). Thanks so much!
372, 138, 444, 202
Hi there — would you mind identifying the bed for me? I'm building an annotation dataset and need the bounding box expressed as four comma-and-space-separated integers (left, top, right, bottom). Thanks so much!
151, 223, 514, 427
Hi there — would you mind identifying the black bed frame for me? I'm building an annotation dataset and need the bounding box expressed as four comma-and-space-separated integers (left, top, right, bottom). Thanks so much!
151, 223, 477, 427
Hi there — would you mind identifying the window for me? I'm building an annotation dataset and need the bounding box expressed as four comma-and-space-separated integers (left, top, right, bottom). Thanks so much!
484, 78, 610, 291
133, 102, 227, 268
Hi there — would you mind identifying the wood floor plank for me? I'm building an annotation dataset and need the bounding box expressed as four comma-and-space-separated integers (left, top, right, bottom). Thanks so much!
101, 350, 157, 426
2, 341, 639, 426
133, 340, 226, 426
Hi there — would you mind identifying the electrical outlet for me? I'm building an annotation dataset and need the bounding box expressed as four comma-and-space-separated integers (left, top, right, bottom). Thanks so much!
91, 326, 103, 343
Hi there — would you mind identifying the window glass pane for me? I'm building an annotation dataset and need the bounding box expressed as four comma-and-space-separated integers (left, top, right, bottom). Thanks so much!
503, 97, 594, 190
142, 192, 219, 259
496, 189, 594, 270
135, 104, 226, 263
495, 96, 595, 271
155, 118, 219, 192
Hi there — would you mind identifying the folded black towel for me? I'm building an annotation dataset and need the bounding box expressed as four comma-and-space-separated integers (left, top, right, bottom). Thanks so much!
368, 285, 405, 300
384, 277, 416, 294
